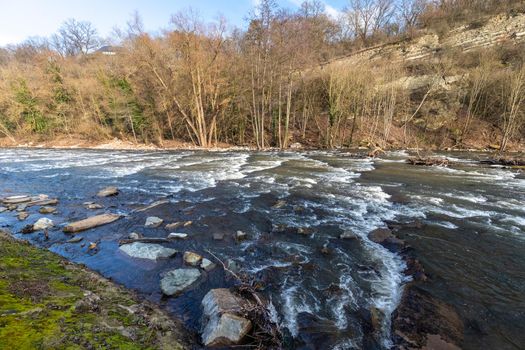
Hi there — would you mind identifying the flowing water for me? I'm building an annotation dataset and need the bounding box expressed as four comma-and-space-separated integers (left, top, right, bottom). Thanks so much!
0, 148, 523, 349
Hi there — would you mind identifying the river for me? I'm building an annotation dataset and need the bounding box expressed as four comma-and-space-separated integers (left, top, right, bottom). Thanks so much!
0, 148, 523, 349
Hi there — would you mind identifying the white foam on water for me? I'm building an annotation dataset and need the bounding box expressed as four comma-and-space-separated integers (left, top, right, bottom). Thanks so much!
432, 221, 460, 229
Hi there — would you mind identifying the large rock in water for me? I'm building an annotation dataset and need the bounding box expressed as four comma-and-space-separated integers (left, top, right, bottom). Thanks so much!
119, 242, 177, 260
145, 216, 163, 228
160, 268, 201, 296
201, 288, 252, 347
33, 218, 54, 231
97, 186, 119, 197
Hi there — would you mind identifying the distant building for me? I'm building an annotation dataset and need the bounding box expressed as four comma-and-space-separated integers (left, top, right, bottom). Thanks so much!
96, 45, 121, 56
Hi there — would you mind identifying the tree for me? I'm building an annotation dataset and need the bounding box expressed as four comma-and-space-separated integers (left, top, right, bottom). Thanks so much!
52, 19, 100, 56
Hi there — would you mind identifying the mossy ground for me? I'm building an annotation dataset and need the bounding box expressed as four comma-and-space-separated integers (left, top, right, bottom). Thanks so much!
0, 231, 189, 350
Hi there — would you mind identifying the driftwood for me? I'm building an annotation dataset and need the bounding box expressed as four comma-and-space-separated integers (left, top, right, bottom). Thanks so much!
132, 199, 169, 213
407, 157, 449, 167
63, 214, 122, 233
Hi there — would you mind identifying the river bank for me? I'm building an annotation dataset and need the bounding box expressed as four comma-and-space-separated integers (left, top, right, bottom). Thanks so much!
1, 136, 523, 153
0, 229, 192, 349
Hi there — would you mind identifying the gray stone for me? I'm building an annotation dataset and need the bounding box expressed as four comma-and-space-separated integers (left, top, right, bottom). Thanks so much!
200, 258, 216, 272
97, 186, 119, 197
226, 259, 241, 273
33, 218, 54, 230
235, 230, 248, 241
16, 204, 27, 212
201, 289, 252, 347
183, 251, 203, 266
213, 233, 225, 241
128, 232, 142, 240
119, 242, 176, 260
168, 232, 188, 240
160, 268, 201, 296
145, 216, 163, 228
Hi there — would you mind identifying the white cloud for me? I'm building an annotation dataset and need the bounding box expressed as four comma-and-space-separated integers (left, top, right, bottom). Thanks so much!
286, 0, 342, 19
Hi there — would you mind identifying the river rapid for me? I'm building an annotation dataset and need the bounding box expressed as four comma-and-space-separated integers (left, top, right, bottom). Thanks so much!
0, 148, 523, 349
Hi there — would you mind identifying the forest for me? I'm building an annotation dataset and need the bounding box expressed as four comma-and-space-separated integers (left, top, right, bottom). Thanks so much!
0, 0, 524, 151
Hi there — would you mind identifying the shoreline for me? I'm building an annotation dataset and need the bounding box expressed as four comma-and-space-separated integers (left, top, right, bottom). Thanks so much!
0, 137, 523, 154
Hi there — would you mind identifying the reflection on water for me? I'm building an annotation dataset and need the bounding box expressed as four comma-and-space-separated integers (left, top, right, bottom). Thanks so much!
0, 148, 523, 349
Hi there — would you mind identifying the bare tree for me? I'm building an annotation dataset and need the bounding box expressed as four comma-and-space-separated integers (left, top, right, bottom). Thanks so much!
52, 19, 100, 56
347, 0, 395, 44
397, 0, 427, 30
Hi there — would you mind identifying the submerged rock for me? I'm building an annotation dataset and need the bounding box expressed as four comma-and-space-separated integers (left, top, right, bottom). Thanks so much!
201, 288, 252, 347
67, 236, 83, 243
17, 212, 29, 221
0, 206, 7, 213
296, 312, 340, 350
160, 268, 201, 296
39, 206, 57, 214
165, 222, 183, 230
200, 258, 216, 272
33, 218, 54, 231
16, 204, 27, 212
145, 216, 163, 228
213, 233, 225, 241
97, 186, 119, 197
119, 242, 177, 260
272, 200, 287, 209
183, 251, 203, 266
340, 231, 359, 239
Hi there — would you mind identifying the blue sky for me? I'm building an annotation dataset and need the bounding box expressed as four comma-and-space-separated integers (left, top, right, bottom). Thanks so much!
0, 0, 347, 46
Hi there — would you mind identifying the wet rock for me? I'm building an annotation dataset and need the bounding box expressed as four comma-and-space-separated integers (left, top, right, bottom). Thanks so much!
340, 230, 359, 239
17, 212, 29, 221
128, 232, 142, 240
0, 206, 7, 213
64, 214, 121, 233
183, 251, 203, 266
168, 233, 188, 240
119, 242, 177, 260
16, 204, 27, 212
213, 233, 225, 241
297, 227, 313, 236
67, 236, 83, 243
272, 200, 287, 209
97, 186, 119, 197
145, 216, 163, 228
290, 142, 303, 149
27, 198, 58, 207
160, 268, 201, 296
201, 288, 252, 347
201, 258, 216, 272
84, 202, 103, 210
235, 230, 248, 241
296, 312, 340, 350
226, 259, 241, 273
2, 195, 32, 204
392, 284, 464, 349
7, 204, 17, 211
33, 218, 54, 231
39, 206, 57, 214
165, 222, 183, 230
368, 228, 405, 252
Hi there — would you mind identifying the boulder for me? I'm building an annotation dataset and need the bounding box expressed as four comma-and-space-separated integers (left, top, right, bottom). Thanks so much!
39, 206, 57, 214
119, 242, 177, 260
33, 218, 54, 231
235, 230, 248, 241
97, 186, 119, 197
145, 216, 163, 228
168, 233, 188, 240
160, 268, 201, 296
183, 251, 203, 266
201, 288, 252, 347
201, 258, 216, 272
64, 214, 121, 233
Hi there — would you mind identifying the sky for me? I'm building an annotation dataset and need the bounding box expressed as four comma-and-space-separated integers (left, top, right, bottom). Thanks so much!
0, 0, 347, 46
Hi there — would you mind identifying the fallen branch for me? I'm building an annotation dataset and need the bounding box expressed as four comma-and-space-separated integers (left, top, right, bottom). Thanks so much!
118, 237, 171, 245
